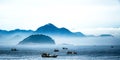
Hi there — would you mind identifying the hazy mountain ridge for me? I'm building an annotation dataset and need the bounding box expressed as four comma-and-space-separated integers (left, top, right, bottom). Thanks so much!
0, 23, 85, 45
0, 23, 117, 45
0, 23, 115, 40
35, 23, 85, 36
0, 23, 85, 37
99, 34, 113, 37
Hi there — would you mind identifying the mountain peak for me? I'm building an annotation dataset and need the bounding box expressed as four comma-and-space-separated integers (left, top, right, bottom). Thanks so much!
36, 23, 58, 33
45, 23, 58, 28
35, 23, 85, 36
46, 23, 55, 26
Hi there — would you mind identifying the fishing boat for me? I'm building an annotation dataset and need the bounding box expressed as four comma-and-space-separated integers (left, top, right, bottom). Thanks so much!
41, 53, 58, 58
67, 51, 77, 54
11, 48, 18, 51
54, 49, 59, 52
62, 47, 68, 50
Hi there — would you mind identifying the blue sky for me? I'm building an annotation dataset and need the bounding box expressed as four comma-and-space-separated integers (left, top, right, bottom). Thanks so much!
0, 0, 120, 32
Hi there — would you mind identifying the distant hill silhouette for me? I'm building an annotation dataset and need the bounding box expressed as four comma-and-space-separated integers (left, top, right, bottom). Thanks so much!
0, 29, 33, 35
100, 34, 113, 37
0, 30, 9, 35
18, 34, 55, 45
0, 23, 85, 37
35, 23, 85, 37
9, 29, 33, 33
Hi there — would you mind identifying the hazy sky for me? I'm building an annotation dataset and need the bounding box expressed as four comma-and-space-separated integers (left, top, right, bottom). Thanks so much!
0, 0, 120, 32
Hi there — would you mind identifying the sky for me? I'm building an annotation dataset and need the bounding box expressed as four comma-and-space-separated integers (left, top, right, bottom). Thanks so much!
0, 0, 120, 33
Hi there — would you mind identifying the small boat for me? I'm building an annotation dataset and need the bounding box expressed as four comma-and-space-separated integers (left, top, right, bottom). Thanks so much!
62, 47, 68, 50
54, 49, 59, 52
111, 46, 114, 48
41, 53, 58, 58
67, 51, 77, 55
11, 48, 18, 51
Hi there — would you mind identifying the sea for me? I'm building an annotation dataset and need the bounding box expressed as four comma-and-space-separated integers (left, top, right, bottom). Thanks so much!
0, 45, 120, 60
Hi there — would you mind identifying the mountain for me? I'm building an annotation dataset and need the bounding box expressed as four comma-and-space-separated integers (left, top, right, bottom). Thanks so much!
36, 23, 59, 34
0, 23, 85, 45
100, 34, 113, 37
18, 34, 55, 45
35, 23, 85, 37
74, 32, 86, 37
9, 29, 33, 33
0, 29, 34, 43
0, 29, 33, 35
0, 30, 9, 35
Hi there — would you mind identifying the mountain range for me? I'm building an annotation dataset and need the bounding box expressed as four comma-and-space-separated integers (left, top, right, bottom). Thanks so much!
0, 23, 85, 37
35, 23, 85, 36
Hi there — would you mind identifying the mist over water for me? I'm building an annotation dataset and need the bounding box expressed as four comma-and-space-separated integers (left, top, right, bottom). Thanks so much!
41, 36, 120, 46
0, 35, 120, 60
1, 36, 120, 46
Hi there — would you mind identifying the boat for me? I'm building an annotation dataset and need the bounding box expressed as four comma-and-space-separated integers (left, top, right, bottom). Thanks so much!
54, 49, 59, 52
111, 46, 114, 48
41, 53, 58, 58
62, 47, 68, 50
11, 48, 18, 51
67, 51, 77, 54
